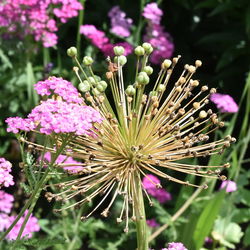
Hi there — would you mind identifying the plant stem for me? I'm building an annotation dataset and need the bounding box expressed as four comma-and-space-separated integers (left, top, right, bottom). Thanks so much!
149, 186, 203, 242
76, 0, 85, 59
134, 173, 148, 250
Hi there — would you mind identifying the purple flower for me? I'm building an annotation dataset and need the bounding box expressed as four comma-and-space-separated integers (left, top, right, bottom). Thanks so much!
143, 3, 163, 24
142, 174, 172, 203
165, 242, 188, 250
5, 210, 40, 240
108, 6, 132, 37
210, 93, 238, 113
147, 218, 159, 228
34, 76, 83, 104
0, 158, 14, 188
0, 191, 14, 214
220, 180, 237, 193
41, 152, 84, 174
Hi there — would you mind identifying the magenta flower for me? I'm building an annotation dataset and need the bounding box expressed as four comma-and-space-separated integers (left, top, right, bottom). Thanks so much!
0, 191, 14, 214
6, 210, 40, 240
0, 158, 14, 188
142, 174, 172, 203
147, 218, 159, 228
0, 213, 10, 232
41, 152, 84, 173
210, 93, 239, 113
34, 76, 83, 104
108, 6, 132, 37
142, 3, 163, 24
164, 242, 188, 250
220, 180, 237, 193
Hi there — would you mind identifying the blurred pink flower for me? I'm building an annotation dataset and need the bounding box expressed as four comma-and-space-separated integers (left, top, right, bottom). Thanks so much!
142, 3, 163, 24
220, 180, 237, 193
0, 191, 14, 214
0, 158, 14, 188
164, 242, 188, 250
210, 93, 239, 113
147, 218, 159, 228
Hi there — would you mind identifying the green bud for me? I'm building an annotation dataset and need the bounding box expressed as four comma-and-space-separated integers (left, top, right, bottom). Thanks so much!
162, 59, 172, 69
137, 72, 150, 85
67, 47, 77, 57
142, 42, 153, 54
125, 85, 136, 96
143, 66, 153, 75
134, 46, 145, 56
99, 80, 108, 90
113, 46, 125, 56
149, 91, 158, 97
92, 88, 100, 96
79, 81, 91, 92
118, 55, 127, 66
82, 56, 93, 66
96, 84, 105, 92
88, 77, 96, 85
157, 84, 166, 92
94, 75, 101, 82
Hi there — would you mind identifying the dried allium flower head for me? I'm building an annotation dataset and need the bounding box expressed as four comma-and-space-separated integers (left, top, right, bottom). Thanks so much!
48, 44, 234, 232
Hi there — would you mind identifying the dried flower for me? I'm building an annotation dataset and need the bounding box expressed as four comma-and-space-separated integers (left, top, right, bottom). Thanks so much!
42, 44, 235, 233
210, 93, 239, 113
220, 180, 237, 193
0, 158, 14, 188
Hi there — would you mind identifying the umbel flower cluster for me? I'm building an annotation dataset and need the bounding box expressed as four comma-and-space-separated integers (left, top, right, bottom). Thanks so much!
6, 43, 234, 233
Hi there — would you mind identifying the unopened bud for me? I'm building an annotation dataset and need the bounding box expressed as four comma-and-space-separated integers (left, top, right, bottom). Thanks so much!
162, 59, 172, 69
134, 46, 145, 56
67, 47, 77, 57
143, 66, 153, 75
113, 46, 125, 56
82, 56, 93, 66
142, 42, 153, 54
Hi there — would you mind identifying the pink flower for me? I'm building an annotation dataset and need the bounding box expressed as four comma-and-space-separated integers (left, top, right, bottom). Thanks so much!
0, 213, 11, 232
41, 152, 84, 173
166, 242, 188, 250
0, 191, 14, 214
0, 158, 14, 188
142, 3, 163, 24
210, 93, 239, 113
142, 174, 172, 203
147, 218, 159, 228
108, 6, 132, 37
6, 210, 40, 240
220, 180, 237, 193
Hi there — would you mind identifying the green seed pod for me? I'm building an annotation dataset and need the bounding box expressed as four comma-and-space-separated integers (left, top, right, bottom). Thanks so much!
82, 56, 93, 66
162, 59, 172, 69
92, 88, 100, 96
134, 46, 145, 56
125, 85, 136, 96
96, 84, 105, 92
67, 47, 77, 57
99, 80, 108, 90
157, 84, 166, 92
113, 46, 125, 56
143, 66, 153, 75
78, 81, 90, 92
137, 72, 150, 85
118, 55, 127, 66
142, 43, 153, 54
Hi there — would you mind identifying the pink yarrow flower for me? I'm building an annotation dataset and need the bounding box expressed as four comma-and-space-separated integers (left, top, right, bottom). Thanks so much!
0, 213, 10, 232
142, 3, 163, 24
210, 93, 239, 113
220, 180, 237, 193
108, 6, 132, 37
0, 158, 14, 188
163, 242, 188, 250
142, 174, 172, 203
0, 191, 14, 214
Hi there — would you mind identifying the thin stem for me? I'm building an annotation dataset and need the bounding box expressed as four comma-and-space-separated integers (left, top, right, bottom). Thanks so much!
134, 172, 148, 250
149, 187, 203, 242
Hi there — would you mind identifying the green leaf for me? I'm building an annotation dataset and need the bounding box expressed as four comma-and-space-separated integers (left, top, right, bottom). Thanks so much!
232, 208, 250, 223
243, 225, 250, 246
192, 190, 226, 250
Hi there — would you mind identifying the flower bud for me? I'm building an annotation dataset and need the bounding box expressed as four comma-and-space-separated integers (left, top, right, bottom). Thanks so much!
83, 56, 93, 66
78, 81, 90, 92
162, 59, 172, 69
149, 91, 157, 97
92, 88, 100, 96
113, 46, 125, 56
99, 80, 108, 90
157, 84, 166, 92
88, 77, 96, 86
142, 42, 153, 54
67, 47, 77, 57
137, 72, 150, 85
125, 85, 136, 96
97, 84, 105, 92
118, 55, 127, 66
143, 66, 153, 75
134, 46, 145, 56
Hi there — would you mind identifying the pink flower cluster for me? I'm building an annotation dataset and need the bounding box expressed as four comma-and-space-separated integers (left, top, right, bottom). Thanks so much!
210, 93, 239, 113
142, 174, 172, 203
147, 218, 159, 228
41, 152, 84, 173
108, 6, 132, 37
220, 180, 237, 193
0, 0, 83, 47
34, 76, 82, 104
143, 3, 174, 64
80, 24, 133, 57
0, 158, 14, 188
0, 191, 14, 214
162, 242, 187, 250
